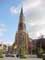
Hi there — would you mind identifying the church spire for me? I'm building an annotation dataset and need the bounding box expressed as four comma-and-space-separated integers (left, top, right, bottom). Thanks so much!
18, 7, 26, 31
20, 7, 24, 23
20, 7, 23, 16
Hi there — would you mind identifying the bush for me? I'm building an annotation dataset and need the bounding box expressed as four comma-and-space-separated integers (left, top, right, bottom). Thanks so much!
20, 55, 26, 58
19, 48, 27, 58
0, 49, 3, 58
37, 47, 43, 58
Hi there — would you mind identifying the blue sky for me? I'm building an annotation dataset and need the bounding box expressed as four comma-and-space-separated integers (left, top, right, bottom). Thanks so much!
0, 0, 45, 45
0, 0, 22, 45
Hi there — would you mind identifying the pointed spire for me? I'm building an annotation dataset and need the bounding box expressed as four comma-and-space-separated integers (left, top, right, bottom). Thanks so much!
20, 7, 23, 17
19, 7, 24, 23
18, 7, 26, 31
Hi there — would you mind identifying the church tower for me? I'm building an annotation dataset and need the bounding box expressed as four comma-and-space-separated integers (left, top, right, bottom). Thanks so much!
15, 7, 29, 55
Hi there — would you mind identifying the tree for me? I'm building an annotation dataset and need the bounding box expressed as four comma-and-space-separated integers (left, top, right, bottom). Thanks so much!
19, 47, 27, 58
37, 47, 43, 58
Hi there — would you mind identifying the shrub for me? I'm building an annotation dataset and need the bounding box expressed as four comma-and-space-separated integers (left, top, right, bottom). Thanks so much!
0, 49, 3, 58
37, 47, 43, 58
19, 48, 26, 58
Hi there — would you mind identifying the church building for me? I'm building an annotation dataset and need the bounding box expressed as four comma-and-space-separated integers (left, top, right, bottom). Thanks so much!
13, 7, 31, 55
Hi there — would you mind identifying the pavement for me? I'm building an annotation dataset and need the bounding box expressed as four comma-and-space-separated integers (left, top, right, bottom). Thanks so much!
0, 54, 43, 60
0, 57, 43, 60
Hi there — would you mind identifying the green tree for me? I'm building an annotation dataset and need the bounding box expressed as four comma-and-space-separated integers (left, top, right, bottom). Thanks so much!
19, 47, 26, 58
37, 47, 43, 58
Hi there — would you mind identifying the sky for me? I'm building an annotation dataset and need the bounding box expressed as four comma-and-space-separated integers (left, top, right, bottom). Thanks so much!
0, 0, 45, 45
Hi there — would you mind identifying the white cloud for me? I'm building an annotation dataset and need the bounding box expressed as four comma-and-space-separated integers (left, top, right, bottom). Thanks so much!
23, 0, 42, 13
10, 0, 41, 15
0, 24, 7, 37
0, 24, 6, 32
0, 40, 13, 45
23, 0, 45, 39
10, 6, 18, 14
0, 28, 6, 32
10, 0, 45, 39
0, 24, 6, 27
10, 5, 21, 15
3, 41, 13, 46
0, 33, 3, 37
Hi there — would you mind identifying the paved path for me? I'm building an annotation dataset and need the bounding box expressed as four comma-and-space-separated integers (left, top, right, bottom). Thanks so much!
0, 54, 43, 60
0, 57, 43, 60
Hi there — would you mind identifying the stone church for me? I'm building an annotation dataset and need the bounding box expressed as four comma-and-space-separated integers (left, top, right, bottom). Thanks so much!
13, 7, 31, 54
